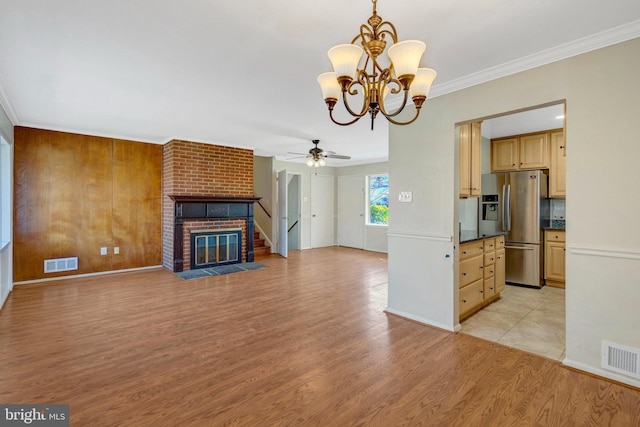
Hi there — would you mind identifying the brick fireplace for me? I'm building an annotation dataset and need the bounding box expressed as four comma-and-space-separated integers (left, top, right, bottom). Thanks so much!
162, 139, 256, 272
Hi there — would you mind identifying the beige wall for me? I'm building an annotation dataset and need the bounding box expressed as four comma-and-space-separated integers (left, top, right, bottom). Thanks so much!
387, 38, 640, 387
253, 156, 274, 242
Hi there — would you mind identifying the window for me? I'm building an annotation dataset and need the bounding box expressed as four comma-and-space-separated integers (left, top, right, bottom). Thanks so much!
368, 174, 389, 225
0, 136, 10, 248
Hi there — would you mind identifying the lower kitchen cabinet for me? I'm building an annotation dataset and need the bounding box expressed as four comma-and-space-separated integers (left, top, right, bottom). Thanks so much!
545, 230, 566, 287
459, 235, 505, 320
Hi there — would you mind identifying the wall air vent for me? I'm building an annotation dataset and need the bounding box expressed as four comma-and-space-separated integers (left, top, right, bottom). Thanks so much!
44, 257, 78, 274
602, 340, 640, 379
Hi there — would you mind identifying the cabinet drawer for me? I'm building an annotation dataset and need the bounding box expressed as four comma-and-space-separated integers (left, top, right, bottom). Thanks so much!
483, 263, 495, 279
484, 252, 496, 266
460, 255, 483, 288
460, 241, 484, 260
484, 238, 496, 252
460, 280, 484, 315
484, 277, 496, 298
495, 235, 505, 248
546, 231, 565, 242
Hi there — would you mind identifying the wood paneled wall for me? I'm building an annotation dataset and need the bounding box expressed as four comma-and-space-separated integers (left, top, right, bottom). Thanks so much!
14, 127, 162, 282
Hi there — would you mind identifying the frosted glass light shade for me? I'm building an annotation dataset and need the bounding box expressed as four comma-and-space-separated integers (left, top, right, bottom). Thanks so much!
387, 40, 426, 78
410, 68, 437, 98
317, 72, 341, 100
306, 159, 314, 167
328, 44, 364, 79
319, 158, 326, 166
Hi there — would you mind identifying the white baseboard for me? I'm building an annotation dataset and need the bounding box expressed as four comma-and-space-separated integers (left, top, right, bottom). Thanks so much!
562, 357, 640, 389
14, 265, 164, 285
385, 307, 458, 332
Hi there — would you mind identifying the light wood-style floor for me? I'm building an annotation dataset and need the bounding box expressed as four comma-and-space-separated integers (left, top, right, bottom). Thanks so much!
1, 247, 639, 426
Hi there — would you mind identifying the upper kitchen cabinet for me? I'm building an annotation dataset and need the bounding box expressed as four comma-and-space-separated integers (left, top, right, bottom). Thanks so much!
491, 137, 518, 172
459, 121, 482, 198
549, 130, 566, 198
518, 133, 549, 169
491, 130, 554, 172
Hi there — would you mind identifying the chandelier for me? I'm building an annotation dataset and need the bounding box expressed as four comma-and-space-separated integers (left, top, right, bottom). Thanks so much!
317, 0, 436, 130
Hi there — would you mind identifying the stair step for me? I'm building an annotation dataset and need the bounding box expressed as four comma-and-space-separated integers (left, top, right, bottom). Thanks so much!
254, 246, 271, 256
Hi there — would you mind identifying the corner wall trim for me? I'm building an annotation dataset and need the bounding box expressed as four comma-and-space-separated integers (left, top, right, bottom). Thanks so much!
567, 246, 640, 261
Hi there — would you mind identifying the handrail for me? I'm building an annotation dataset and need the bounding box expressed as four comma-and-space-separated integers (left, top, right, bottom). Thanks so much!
257, 200, 272, 218
288, 220, 299, 233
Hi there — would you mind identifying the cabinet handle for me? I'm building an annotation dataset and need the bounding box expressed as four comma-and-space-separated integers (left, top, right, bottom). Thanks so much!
512, 163, 516, 166
560, 146, 564, 149
463, 273, 466, 276
463, 299, 467, 303
520, 162, 523, 165
462, 251, 467, 255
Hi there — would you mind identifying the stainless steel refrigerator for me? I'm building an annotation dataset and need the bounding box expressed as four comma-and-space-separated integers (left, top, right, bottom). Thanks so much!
479, 170, 550, 288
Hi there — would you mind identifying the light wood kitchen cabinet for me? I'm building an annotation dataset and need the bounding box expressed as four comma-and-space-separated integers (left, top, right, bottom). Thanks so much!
545, 230, 566, 287
459, 235, 505, 320
459, 122, 482, 198
495, 248, 506, 293
491, 130, 554, 172
491, 137, 518, 172
518, 133, 549, 169
549, 130, 566, 198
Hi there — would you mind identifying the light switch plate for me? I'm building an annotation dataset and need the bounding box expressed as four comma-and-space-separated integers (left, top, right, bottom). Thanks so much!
399, 191, 413, 203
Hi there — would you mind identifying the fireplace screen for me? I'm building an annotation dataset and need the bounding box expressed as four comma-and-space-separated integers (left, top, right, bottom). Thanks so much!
191, 229, 242, 269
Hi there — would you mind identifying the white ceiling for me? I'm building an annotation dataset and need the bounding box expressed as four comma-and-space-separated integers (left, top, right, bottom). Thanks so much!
0, 1, 639, 166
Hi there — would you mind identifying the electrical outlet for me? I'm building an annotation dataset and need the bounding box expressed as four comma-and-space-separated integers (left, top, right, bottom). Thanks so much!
100, 247, 107, 256
399, 191, 413, 203
114, 247, 120, 255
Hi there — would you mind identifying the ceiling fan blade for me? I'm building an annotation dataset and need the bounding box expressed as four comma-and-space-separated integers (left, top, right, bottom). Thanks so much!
286, 155, 308, 160
287, 152, 309, 155
325, 154, 351, 159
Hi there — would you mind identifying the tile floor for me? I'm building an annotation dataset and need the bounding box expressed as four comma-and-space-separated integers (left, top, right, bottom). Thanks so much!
461, 284, 566, 360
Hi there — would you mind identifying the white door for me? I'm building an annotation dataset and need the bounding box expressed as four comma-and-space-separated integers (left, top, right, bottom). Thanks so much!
277, 169, 288, 257
287, 174, 301, 250
311, 174, 334, 248
338, 175, 365, 249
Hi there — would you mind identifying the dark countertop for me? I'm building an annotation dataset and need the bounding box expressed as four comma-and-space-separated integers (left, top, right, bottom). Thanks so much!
544, 219, 566, 231
460, 230, 505, 243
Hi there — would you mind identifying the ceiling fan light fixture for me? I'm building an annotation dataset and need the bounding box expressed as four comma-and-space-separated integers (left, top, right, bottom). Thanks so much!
317, 0, 436, 130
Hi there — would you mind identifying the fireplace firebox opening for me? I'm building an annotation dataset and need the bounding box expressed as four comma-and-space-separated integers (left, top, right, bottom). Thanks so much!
190, 229, 242, 269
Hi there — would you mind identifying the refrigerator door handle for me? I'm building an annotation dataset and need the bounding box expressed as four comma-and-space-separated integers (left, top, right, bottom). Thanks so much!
505, 184, 511, 232
501, 184, 507, 232
505, 245, 534, 250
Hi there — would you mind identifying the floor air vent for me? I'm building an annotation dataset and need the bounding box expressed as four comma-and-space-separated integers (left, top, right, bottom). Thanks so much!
602, 340, 640, 379
44, 257, 78, 273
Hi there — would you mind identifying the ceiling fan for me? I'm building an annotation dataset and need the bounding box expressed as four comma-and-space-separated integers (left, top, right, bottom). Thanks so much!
288, 140, 351, 167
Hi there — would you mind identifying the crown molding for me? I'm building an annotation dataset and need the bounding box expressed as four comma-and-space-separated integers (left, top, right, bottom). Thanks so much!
0, 76, 19, 125
429, 19, 640, 99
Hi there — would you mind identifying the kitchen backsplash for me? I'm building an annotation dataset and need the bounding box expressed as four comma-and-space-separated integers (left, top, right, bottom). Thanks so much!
550, 199, 565, 220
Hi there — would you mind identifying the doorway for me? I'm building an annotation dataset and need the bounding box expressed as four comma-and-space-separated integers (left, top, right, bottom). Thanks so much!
338, 175, 365, 249
457, 102, 567, 360
276, 170, 302, 257
311, 174, 334, 248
